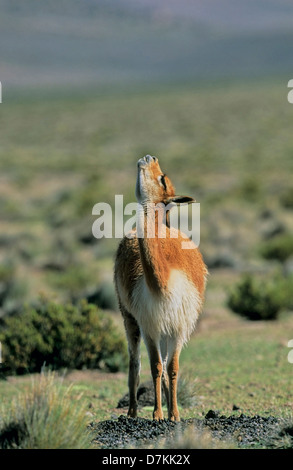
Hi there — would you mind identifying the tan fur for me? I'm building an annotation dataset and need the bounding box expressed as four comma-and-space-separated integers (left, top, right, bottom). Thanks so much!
114, 155, 207, 421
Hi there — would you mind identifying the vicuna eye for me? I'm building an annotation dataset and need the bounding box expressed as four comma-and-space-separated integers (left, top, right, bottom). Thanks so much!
160, 174, 167, 191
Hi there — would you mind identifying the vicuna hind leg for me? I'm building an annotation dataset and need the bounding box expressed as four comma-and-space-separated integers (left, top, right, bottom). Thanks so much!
145, 335, 164, 420
122, 309, 141, 418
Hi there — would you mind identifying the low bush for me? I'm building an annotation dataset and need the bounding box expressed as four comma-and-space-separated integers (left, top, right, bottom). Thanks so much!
280, 187, 293, 210
260, 235, 293, 262
238, 176, 262, 203
0, 297, 127, 375
227, 275, 289, 321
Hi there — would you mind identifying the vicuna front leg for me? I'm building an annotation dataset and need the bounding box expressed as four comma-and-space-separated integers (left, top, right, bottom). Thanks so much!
145, 336, 164, 420
122, 310, 141, 418
160, 338, 170, 411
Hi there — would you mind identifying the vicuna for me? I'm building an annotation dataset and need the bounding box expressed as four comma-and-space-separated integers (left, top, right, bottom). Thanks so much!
114, 155, 207, 421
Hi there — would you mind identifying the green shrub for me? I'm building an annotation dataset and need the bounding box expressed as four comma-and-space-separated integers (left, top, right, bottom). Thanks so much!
260, 235, 293, 262
0, 372, 91, 449
0, 298, 127, 375
280, 187, 293, 210
227, 275, 288, 321
238, 176, 262, 202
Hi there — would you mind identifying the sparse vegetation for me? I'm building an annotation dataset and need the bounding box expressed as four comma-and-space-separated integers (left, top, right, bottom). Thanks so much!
0, 263, 16, 308
1, 76, 293, 448
46, 264, 94, 301
0, 262, 27, 317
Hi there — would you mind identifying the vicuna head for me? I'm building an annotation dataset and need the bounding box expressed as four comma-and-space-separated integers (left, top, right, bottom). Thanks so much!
135, 155, 195, 208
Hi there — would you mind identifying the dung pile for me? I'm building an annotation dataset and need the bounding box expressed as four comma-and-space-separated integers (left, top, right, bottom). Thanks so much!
90, 415, 177, 448
200, 410, 278, 446
90, 410, 281, 449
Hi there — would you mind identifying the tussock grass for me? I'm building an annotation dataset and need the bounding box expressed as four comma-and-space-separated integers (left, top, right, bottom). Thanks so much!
264, 415, 293, 449
0, 372, 91, 449
165, 425, 236, 449
177, 373, 199, 409
141, 423, 236, 450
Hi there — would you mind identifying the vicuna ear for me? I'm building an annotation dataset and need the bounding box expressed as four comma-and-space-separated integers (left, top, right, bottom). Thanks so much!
168, 195, 195, 205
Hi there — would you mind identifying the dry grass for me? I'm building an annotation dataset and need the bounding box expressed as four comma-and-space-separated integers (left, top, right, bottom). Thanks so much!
0, 372, 91, 449
163, 424, 236, 449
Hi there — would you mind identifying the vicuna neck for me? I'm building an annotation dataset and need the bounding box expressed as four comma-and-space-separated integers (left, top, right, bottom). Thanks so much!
137, 202, 169, 294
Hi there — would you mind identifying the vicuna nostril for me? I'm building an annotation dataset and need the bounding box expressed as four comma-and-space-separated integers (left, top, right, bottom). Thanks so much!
145, 155, 157, 163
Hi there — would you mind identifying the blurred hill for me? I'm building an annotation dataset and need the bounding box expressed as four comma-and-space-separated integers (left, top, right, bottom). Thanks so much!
0, 0, 293, 92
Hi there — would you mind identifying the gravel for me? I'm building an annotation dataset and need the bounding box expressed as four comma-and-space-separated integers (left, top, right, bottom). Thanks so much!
89, 410, 282, 449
